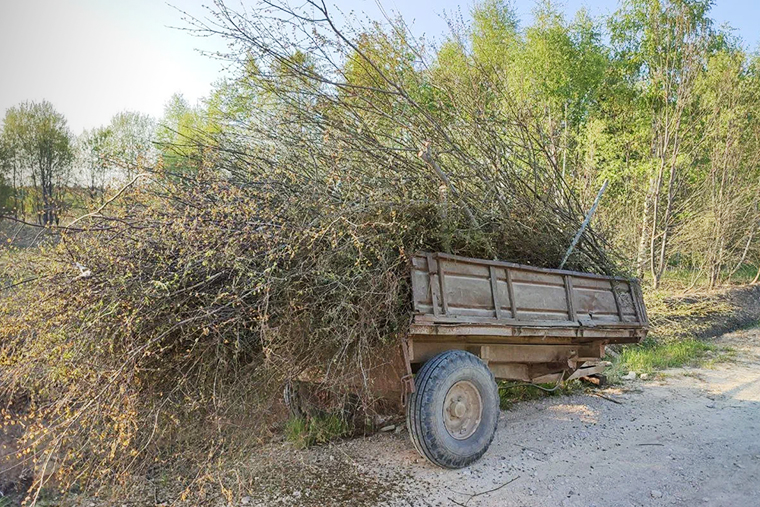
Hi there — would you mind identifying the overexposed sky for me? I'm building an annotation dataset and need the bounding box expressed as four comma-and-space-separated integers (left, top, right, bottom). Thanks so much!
0, 0, 227, 134
1, 0, 757, 135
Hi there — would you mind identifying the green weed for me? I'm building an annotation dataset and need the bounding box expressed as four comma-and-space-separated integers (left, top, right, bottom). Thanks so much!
498, 380, 585, 410
607, 338, 733, 379
285, 414, 350, 449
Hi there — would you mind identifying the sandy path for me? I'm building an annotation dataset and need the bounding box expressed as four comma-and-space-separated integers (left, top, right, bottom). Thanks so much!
329, 327, 760, 507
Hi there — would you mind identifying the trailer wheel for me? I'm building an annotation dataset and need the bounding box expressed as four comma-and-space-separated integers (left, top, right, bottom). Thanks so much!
406, 350, 499, 468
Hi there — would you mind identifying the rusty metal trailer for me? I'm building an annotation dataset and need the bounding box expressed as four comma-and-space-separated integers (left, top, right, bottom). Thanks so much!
402, 252, 648, 468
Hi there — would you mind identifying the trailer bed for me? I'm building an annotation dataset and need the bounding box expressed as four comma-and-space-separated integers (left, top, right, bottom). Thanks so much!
407, 252, 648, 381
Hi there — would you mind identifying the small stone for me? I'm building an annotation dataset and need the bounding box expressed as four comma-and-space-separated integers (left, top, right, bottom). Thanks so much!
240, 497, 251, 505
292, 490, 301, 499
380, 425, 396, 432
622, 371, 637, 381
651, 490, 663, 498
640, 373, 650, 380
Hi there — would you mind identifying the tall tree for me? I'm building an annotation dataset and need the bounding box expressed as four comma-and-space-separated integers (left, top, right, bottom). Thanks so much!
156, 93, 208, 175
107, 111, 156, 179
0, 100, 73, 225
76, 126, 113, 201
609, 0, 714, 287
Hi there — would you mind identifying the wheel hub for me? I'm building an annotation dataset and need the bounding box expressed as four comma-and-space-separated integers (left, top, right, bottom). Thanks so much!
443, 380, 483, 440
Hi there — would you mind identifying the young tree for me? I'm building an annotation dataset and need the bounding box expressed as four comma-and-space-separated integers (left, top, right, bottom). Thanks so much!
76, 126, 113, 201
0, 100, 73, 225
688, 48, 760, 286
107, 111, 156, 179
0, 169, 12, 215
156, 93, 208, 175
609, 0, 714, 287
0, 138, 16, 214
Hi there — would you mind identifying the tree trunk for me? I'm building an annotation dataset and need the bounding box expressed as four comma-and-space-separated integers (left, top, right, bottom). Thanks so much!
649, 157, 666, 288
653, 156, 679, 287
636, 182, 653, 279
727, 227, 756, 282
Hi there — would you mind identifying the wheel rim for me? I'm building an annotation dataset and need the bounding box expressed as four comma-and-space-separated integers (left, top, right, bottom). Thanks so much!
443, 380, 483, 440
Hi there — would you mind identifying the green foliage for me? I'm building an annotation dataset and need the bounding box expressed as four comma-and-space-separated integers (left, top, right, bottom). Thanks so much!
0, 100, 74, 223
609, 338, 729, 376
106, 110, 156, 178
498, 380, 584, 410
76, 125, 113, 199
157, 93, 208, 175
0, 173, 12, 212
285, 415, 350, 449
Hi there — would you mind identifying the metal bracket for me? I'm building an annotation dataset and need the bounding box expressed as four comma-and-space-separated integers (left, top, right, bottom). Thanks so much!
400, 337, 416, 407
400, 374, 416, 407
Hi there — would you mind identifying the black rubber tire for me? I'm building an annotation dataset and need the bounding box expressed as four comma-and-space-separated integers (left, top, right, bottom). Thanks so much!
406, 350, 499, 468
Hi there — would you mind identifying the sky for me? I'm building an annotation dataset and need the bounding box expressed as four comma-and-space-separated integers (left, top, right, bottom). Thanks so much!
1, 0, 758, 135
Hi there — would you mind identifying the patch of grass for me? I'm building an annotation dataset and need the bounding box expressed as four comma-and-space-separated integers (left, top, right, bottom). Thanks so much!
643, 290, 735, 341
659, 264, 759, 289
608, 338, 733, 379
285, 414, 350, 449
498, 380, 585, 410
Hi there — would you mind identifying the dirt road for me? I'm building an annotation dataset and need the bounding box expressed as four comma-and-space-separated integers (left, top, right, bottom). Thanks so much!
244, 327, 760, 507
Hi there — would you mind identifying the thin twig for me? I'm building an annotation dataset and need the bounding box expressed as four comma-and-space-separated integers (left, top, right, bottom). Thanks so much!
447, 475, 521, 506
467, 476, 520, 505
68, 173, 152, 227
592, 392, 623, 405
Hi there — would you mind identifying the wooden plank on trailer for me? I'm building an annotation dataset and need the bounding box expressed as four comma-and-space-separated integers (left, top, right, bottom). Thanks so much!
438, 257, 450, 315
564, 275, 577, 321
566, 362, 607, 381
426, 253, 441, 317
407, 334, 601, 346
630, 280, 648, 327
489, 363, 531, 381
610, 280, 625, 322
480, 344, 578, 363
413, 314, 586, 327
489, 266, 503, 320
505, 267, 518, 319
431, 251, 631, 282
